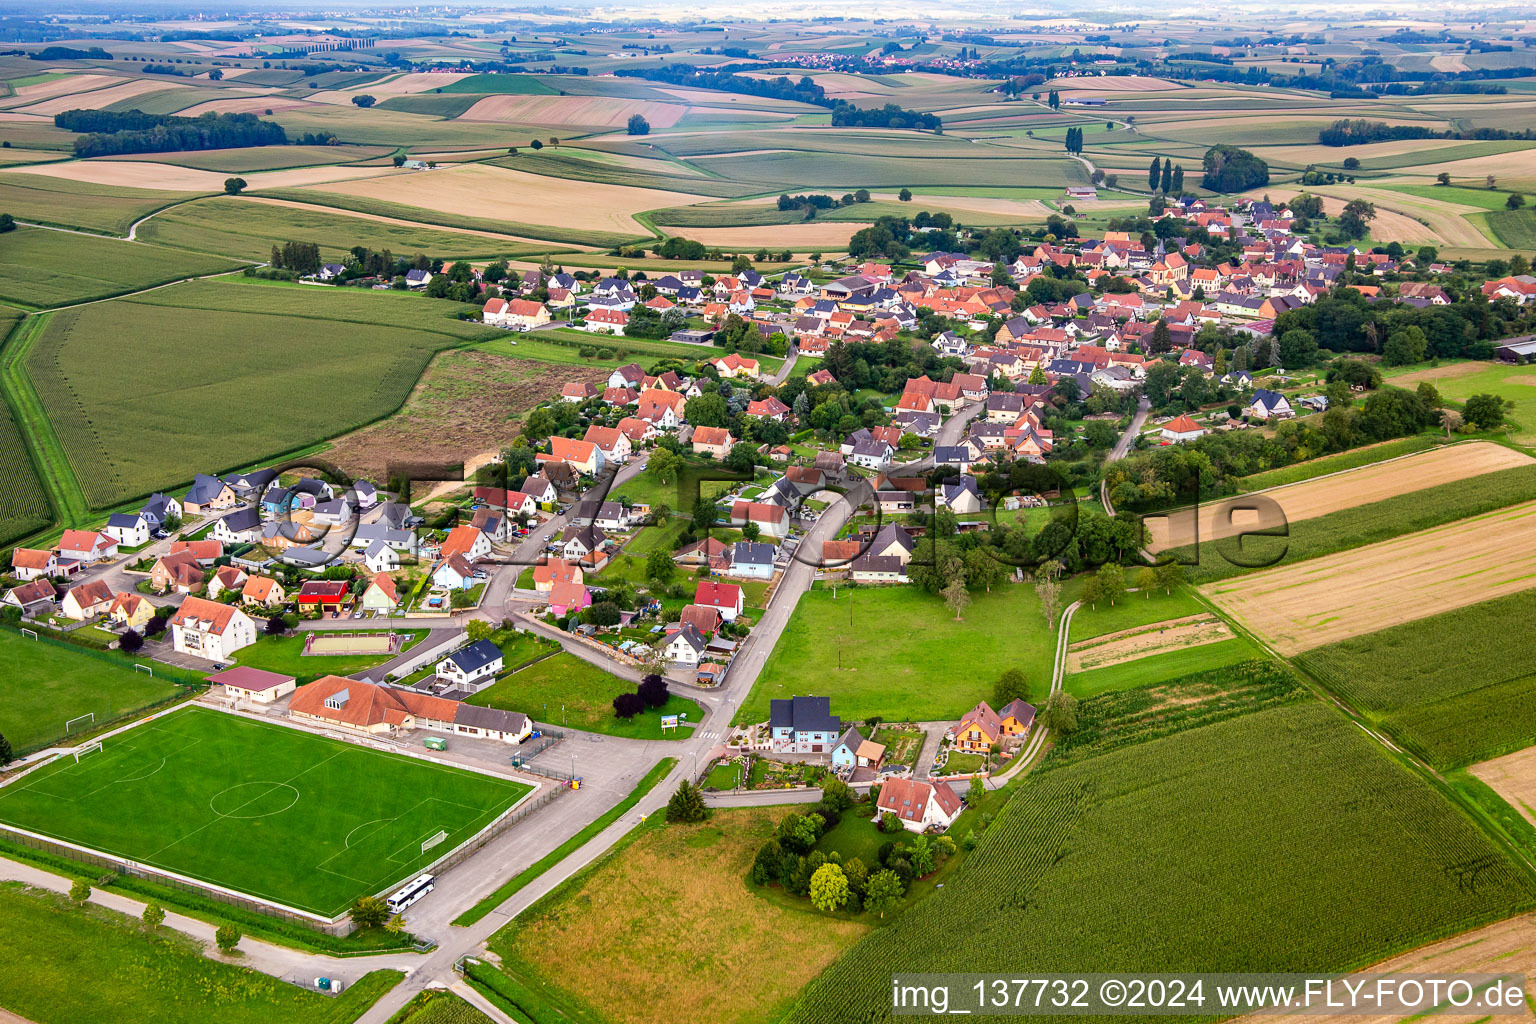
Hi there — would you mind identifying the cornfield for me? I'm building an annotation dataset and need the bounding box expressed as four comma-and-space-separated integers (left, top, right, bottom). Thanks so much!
788, 671, 1536, 1023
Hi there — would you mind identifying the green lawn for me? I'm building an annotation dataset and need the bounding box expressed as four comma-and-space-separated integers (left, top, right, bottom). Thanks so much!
234, 630, 427, 683
1067, 586, 1208, 642
0, 708, 532, 916
1067, 636, 1263, 697
0, 629, 186, 754
702, 761, 743, 791
467, 652, 702, 740
438, 74, 559, 94
0, 882, 402, 1024
1395, 362, 1536, 444
741, 585, 1059, 724
939, 751, 986, 775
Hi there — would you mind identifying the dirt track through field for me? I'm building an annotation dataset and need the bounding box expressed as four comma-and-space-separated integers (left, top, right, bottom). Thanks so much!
1066, 614, 1233, 673
1233, 911, 1536, 1024
1147, 442, 1533, 552
1202, 498, 1536, 654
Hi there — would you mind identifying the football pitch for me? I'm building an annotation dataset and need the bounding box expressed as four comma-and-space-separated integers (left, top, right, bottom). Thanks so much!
0, 708, 533, 917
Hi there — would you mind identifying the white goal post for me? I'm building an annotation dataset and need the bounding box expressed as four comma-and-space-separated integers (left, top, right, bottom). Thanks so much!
134, 664, 153, 676
19, 628, 36, 640
73, 741, 102, 764
421, 830, 448, 855
65, 713, 95, 733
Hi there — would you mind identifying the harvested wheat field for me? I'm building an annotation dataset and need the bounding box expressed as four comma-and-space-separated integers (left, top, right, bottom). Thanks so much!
1471, 746, 1536, 830
1147, 442, 1532, 552
1257, 185, 1488, 247
671, 222, 868, 249
240, 196, 583, 248
11, 160, 398, 192
311, 162, 706, 234
324, 350, 597, 483
493, 808, 868, 1024
1202, 499, 1536, 654
459, 95, 688, 129
0, 73, 117, 106
1044, 75, 1177, 92
14, 78, 186, 117
1389, 148, 1536, 189
1066, 614, 1234, 674
329, 71, 471, 99
1233, 911, 1536, 1024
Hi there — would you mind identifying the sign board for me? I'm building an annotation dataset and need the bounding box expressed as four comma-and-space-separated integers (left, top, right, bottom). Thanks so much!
661, 715, 679, 731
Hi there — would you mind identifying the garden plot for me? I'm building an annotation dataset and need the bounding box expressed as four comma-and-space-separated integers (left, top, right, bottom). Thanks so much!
1065, 614, 1234, 674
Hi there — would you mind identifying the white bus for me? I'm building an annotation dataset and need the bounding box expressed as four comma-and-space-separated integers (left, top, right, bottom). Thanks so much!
385, 874, 435, 914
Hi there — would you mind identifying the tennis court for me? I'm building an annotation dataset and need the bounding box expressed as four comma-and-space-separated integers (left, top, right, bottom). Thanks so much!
0, 707, 532, 916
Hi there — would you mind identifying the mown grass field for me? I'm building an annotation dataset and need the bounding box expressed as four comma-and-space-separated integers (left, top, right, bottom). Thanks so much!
101, 144, 394, 173
1174, 461, 1536, 583
1294, 589, 1536, 770
0, 708, 532, 916
0, 882, 402, 1024
468, 652, 702, 740
741, 584, 1061, 724
787, 666, 1536, 1022
0, 629, 184, 753
0, 174, 204, 234
136, 196, 557, 262
0, 226, 240, 308
26, 279, 489, 507
489, 807, 869, 1024
1067, 636, 1261, 696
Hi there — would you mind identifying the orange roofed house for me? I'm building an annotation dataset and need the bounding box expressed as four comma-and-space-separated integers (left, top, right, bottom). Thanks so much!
537, 436, 603, 476
289, 675, 532, 744
169, 596, 257, 663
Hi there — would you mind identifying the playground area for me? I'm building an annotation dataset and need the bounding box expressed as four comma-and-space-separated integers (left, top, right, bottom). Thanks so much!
302, 632, 403, 657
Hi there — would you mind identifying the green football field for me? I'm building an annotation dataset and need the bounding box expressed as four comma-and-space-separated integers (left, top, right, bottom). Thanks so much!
0, 708, 532, 916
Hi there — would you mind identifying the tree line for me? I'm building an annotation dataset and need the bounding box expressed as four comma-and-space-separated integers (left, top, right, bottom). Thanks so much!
58, 108, 287, 158
615, 65, 941, 130
1318, 118, 1536, 146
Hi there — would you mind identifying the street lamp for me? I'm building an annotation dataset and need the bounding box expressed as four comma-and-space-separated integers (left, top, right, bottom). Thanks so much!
691, 749, 698, 781
570, 752, 577, 780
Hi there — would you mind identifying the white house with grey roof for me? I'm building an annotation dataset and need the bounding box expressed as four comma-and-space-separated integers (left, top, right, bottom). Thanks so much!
769, 696, 843, 755
435, 639, 504, 693
729, 541, 776, 580
103, 513, 149, 548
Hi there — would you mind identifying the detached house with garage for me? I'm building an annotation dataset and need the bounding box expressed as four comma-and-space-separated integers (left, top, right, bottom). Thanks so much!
103, 513, 149, 549
57, 530, 116, 565
182, 474, 237, 517
169, 596, 256, 662
1246, 389, 1293, 420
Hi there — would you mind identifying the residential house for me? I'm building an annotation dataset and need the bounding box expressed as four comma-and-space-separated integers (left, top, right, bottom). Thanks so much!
433, 553, 478, 591
436, 639, 505, 693
296, 579, 350, 614
769, 695, 842, 754
548, 580, 591, 617
874, 778, 963, 833
850, 553, 907, 584
714, 353, 760, 380
1246, 389, 1293, 420
1160, 414, 1206, 443
107, 591, 154, 631
150, 551, 204, 593
168, 540, 222, 566
183, 474, 237, 516
561, 381, 597, 403
729, 501, 788, 539
365, 540, 401, 573
169, 596, 256, 662
665, 623, 708, 665
10, 548, 57, 581
240, 576, 285, 608
2, 578, 55, 614
139, 493, 181, 530
998, 698, 1036, 738
539, 437, 603, 477
729, 541, 776, 580
831, 725, 866, 769
207, 565, 248, 600
955, 700, 1002, 752
695, 580, 745, 622
102, 513, 149, 549
532, 559, 583, 593
583, 425, 632, 465
57, 530, 116, 564
584, 307, 629, 334
360, 572, 399, 613
692, 425, 735, 460
561, 524, 608, 566
60, 580, 115, 621
938, 476, 983, 515
847, 438, 893, 471
679, 603, 720, 635
211, 507, 263, 546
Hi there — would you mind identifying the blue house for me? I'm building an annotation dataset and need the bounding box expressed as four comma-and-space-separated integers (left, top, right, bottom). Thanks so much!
830, 725, 865, 769
769, 695, 842, 755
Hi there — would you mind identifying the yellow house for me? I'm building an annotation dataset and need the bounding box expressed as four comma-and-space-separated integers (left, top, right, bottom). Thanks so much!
108, 591, 156, 631
955, 700, 1002, 753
